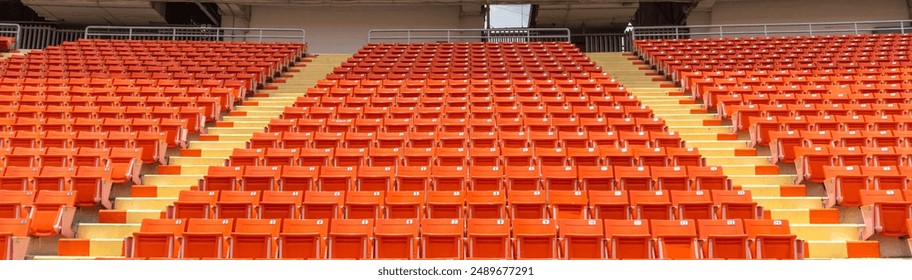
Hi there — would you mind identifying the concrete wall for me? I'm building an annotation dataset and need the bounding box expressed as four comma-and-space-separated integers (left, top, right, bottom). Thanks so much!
691, 0, 909, 25
228, 5, 483, 54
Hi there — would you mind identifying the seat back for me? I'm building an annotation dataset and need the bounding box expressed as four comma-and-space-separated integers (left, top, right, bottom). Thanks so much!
603, 219, 651, 259
420, 218, 465, 259
279, 219, 328, 259
258, 191, 302, 219
697, 219, 749, 259
513, 219, 558, 259
650, 219, 699, 259
302, 191, 345, 220
328, 219, 374, 259
374, 219, 419, 259
130, 218, 186, 258
229, 219, 280, 259
558, 219, 604, 259
181, 219, 233, 259
466, 218, 511, 259
743, 219, 801, 259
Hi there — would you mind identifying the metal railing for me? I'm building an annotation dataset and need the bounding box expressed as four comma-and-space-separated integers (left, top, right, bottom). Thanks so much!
84, 26, 306, 43
573, 33, 629, 52
0, 23, 22, 49
18, 25, 83, 49
368, 28, 571, 43
631, 19, 912, 40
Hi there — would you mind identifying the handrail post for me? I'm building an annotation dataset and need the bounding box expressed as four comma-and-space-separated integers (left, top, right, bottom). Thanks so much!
763, 25, 768, 37
853, 23, 859, 35
808, 24, 813, 36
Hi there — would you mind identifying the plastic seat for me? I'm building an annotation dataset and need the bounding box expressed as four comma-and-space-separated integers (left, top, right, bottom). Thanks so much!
860, 189, 911, 238
0, 166, 38, 191
743, 219, 803, 259
559, 131, 590, 149
200, 166, 242, 191
506, 166, 542, 191
435, 147, 467, 166
215, 191, 260, 219
651, 219, 700, 259
368, 148, 401, 167
466, 219, 512, 259
328, 219, 374, 259
403, 147, 434, 166
419, 218, 464, 259
180, 219, 233, 259
277, 219, 328, 259
501, 147, 534, 167
542, 166, 578, 191
0, 190, 34, 218
228, 219, 280, 259
279, 166, 318, 192
301, 191, 345, 220
264, 148, 301, 166
228, 149, 263, 166
468, 166, 504, 191
712, 190, 762, 220
697, 219, 749, 259
374, 218, 420, 259
334, 148, 368, 167
687, 166, 731, 191
863, 166, 905, 191
345, 191, 384, 219
170, 191, 218, 219
258, 191, 302, 219
534, 147, 567, 166
469, 147, 500, 166
557, 219, 604, 259
604, 219, 652, 259
125, 219, 186, 259
670, 190, 714, 220
318, 166, 356, 191
426, 191, 465, 219
629, 190, 673, 220
465, 190, 507, 219
296, 148, 333, 166
0, 218, 29, 260
600, 147, 635, 166
279, 132, 312, 149
509, 190, 548, 219
239, 166, 279, 192
614, 166, 651, 191
513, 219, 558, 259
431, 166, 467, 191
385, 191, 424, 219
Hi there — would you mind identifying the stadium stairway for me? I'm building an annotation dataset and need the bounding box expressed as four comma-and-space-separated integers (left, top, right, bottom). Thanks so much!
32, 54, 350, 259
588, 52, 879, 259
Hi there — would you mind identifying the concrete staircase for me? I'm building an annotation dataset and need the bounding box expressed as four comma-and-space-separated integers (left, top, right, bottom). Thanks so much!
587, 52, 879, 259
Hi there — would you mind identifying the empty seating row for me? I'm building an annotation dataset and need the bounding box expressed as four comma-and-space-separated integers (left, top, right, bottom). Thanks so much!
0, 132, 165, 163
0, 147, 140, 183
751, 117, 912, 146
0, 85, 234, 110
198, 165, 728, 192
293, 96, 646, 109
166, 189, 757, 221
122, 218, 801, 260
283, 105, 655, 119
822, 165, 912, 207
265, 117, 667, 136
247, 131, 684, 150
797, 146, 912, 183
0, 190, 76, 236
729, 103, 912, 131
770, 130, 912, 164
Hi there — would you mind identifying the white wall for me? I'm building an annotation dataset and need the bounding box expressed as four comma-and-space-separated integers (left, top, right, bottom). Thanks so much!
694, 0, 908, 25
231, 5, 482, 54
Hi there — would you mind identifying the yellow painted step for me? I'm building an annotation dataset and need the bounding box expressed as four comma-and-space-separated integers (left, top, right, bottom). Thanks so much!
694, 148, 740, 157
679, 133, 730, 141
729, 175, 795, 186
739, 185, 786, 197
686, 141, 749, 149
166, 165, 214, 176
234, 111, 283, 118
769, 209, 814, 224
670, 126, 732, 134
123, 210, 165, 223
791, 224, 863, 241
753, 197, 824, 210
85, 239, 126, 257
704, 156, 770, 166
168, 157, 226, 166
717, 165, 765, 176
114, 197, 175, 211
664, 119, 709, 126
78, 224, 140, 239
150, 185, 197, 197
207, 127, 267, 135
143, 174, 204, 186
224, 121, 269, 128
806, 241, 850, 259
237, 106, 285, 112
188, 141, 247, 149
655, 114, 717, 120
223, 116, 276, 122
205, 134, 253, 142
